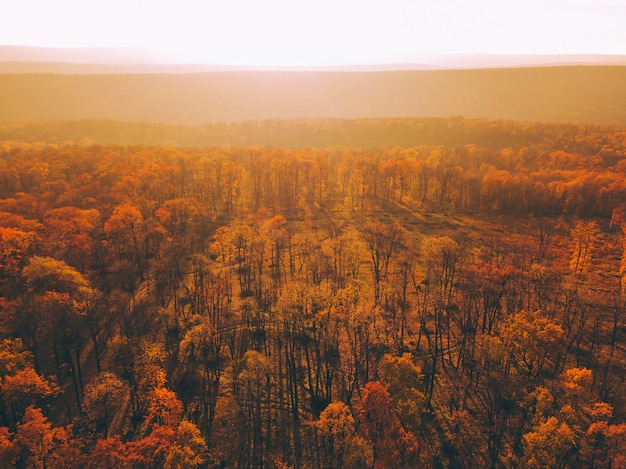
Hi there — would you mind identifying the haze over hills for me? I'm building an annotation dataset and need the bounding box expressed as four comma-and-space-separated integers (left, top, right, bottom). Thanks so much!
2, 45, 626, 72
1, 66, 626, 126
1, 45, 626, 126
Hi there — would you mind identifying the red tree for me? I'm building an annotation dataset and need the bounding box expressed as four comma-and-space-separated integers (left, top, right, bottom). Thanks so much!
360, 381, 418, 469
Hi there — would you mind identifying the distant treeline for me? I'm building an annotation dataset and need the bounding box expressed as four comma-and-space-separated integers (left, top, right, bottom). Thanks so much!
1, 66, 626, 125
2, 117, 626, 155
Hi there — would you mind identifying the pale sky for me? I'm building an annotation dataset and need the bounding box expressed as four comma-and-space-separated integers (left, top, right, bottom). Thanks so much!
3, 0, 626, 65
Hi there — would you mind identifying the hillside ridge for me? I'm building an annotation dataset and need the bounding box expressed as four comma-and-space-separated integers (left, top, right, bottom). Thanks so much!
1, 66, 625, 126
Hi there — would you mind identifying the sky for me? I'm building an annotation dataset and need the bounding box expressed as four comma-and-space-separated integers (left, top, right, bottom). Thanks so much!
3, 0, 626, 66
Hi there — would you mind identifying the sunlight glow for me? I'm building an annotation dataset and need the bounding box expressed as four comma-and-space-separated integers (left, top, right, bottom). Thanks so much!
3, 0, 626, 65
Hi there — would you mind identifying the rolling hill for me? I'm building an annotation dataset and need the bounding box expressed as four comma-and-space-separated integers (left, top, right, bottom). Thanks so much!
1, 66, 626, 125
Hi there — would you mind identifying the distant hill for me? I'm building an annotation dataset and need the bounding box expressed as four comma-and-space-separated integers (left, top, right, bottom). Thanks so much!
1, 66, 625, 125
0, 61, 451, 74
2, 45, 626, 73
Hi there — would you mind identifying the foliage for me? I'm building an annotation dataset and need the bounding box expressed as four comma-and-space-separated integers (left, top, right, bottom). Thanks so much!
313, 401, 373, 469
163, 420, 207, 469
0, 118, 625, 466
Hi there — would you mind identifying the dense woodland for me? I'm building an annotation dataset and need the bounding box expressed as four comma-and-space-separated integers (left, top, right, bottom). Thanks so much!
3, 116, 626, 151
0, 117, 626, 468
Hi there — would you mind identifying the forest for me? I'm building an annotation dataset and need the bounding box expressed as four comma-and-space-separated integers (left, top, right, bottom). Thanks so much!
0, 117, 626, 468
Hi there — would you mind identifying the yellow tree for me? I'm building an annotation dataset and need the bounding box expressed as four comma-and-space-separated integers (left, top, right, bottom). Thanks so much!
314, 401, 373, 469
522, 416, 576, 468
361, 222, 403, 303
233, 350, 272, 467
21, 256, 94, 406
0, 226, 34, 298
378, 353, 425, 434
163, 420, 208, 469
569, 219, 601, 274
81, 372, 128, 438
504, 310, 564, 377
103, 203, 146, 288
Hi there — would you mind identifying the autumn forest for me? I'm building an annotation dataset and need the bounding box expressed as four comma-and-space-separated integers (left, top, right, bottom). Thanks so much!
1, 116, 626, 468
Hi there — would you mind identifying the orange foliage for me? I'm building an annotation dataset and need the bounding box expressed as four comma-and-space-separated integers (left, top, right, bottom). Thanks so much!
360, 381, 418, 469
